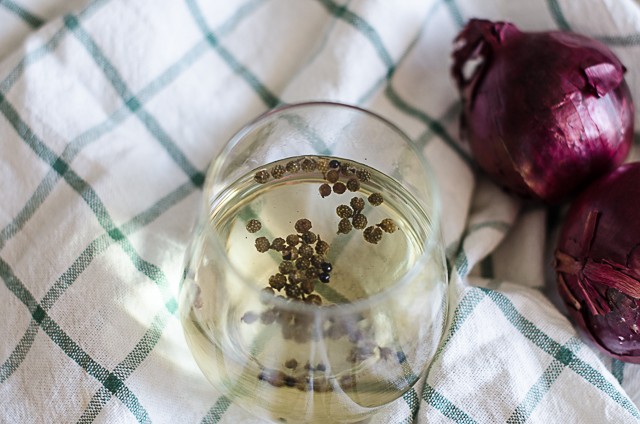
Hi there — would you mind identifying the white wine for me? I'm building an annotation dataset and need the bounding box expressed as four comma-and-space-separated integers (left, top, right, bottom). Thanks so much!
180, 156, 447, 423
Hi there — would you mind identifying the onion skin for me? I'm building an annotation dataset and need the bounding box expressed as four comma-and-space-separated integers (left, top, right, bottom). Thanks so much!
452, 19, 634, 203
555, 163, 640, 362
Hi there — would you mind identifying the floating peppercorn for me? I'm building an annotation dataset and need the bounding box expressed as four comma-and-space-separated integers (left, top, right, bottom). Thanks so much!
301, 231, 317, 244
285, 284, 303, 299
329, 159, 340, 169
368, 193, 383, 206
350, 197, 365, 212
311, 254, 326, 268
336, 204, 353, 218
241, 311, 258, 324
377, 218, 397, 233
363, 226, 383, 244
316, 362, 327, 372
319, 183, 332, 198
299, 244, 314, 258
286, 160, 300, 173
285, 358, 298, 369
269, 273, 287, 290
337, 218, 353, 234
254, 170, 270, 184
301, 280, 315, 294
333, 182, 346, 194
316, 158, 329, 172
260, 309, 277, 324
304, 268, 318, 280
258, 369, 286, 387
295, 257, 311, 270
286, 234, 300, 246
282, 247, 297, 261
325, 170, 339, 184
321, 262, 332, 273
351, 214, 367, 230
319, 272, 330, 283
356, 168, 371, 182
340, 164, 356, 177
260, 287, 275, 303
295, 218, 312, 233
315, 240, 329, 255
279, 260, 295, 274
255, 237, 270, 252
290, 270, 307, 284
306, 294, 322, 305
246, 219, 262, 233
270, 164, 286, 179
346, 178, 360, 192
271, 237, 286, 251
301, 158, 316, 172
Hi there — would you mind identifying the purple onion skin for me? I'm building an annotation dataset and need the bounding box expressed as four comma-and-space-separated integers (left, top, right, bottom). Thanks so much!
452, 19, 634, 204
555, 163, 640, 362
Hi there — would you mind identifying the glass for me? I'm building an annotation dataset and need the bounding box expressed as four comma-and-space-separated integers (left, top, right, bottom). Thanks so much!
179, 102, 449, 423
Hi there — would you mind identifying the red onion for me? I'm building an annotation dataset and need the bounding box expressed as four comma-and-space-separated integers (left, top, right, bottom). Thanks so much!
555, 163, 640, 362
452, 19, 634, 203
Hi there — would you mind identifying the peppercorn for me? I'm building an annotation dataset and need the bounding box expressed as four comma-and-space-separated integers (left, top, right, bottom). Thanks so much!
320, 262, 332, 273
316, 158, 329, 172
295, 218, 312, 233
336, 204, 353, 218
299, 244, 314, 258
315, 240, 329, 255
270, 164, 286, 179
261, 369, 288, 387
311, 254, 326, 268
377, 218, 397, 233
282, 246, 299, 261
304, 267, 318, 279
316, 362, 326, 372
351, 214, 367, 230
245, 219, 262, 233
290, 270, 306, 284
269, 273, 287, 290
356, 169, 371, 182
337, 218, 352, 234
346, 178, 360, 192
363, 226, 383, 244
350, 197, 365, 212
271, 237, 286, 251
333, 182, 346, 194
301, 231, 317, 244
340, 164, 356, 177
286, 160, 301, 173
285, 284, 303, 299
254, 169, 270, 184
325, 169, 339, 184
295, 257, 311, 270
241, 311, 258, 324
255, 237, 270, 252
286, 234, 300, 246
329, 159, 340, 169
260, 287, 275, 303
260, 309, 277, 324
368, 193, 383, 206
319, 272, 330, 283
301, 279, 315, 294
279, 260, 295, 274
319, 183, 331, 198
285, 358, 298, 369
306, 294, 322, 305
301, 158, 316, 172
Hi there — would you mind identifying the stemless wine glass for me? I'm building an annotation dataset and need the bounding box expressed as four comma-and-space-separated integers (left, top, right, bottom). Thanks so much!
179, 102, 449, 423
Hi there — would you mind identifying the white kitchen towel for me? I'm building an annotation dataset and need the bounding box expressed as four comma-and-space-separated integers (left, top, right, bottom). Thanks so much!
1, 0, 639, 422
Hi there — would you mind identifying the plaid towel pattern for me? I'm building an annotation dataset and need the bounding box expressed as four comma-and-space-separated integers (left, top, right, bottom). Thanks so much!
1, 0, 640, 422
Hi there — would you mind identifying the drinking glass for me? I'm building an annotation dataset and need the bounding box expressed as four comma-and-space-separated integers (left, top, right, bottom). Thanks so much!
179, 102, 449, 423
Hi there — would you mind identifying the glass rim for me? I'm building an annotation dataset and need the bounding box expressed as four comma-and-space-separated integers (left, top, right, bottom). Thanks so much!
203, 101, 444, 315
